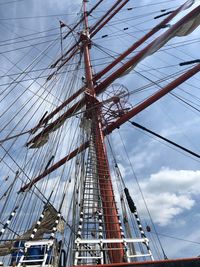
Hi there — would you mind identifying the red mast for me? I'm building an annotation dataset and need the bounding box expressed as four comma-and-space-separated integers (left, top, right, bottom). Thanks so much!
18, 1, 200, 264
81, 0, 124, 263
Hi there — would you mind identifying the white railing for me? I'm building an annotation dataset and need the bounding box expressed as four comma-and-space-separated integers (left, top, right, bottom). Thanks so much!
74, 237, 154, 265
16, 240, 54, 267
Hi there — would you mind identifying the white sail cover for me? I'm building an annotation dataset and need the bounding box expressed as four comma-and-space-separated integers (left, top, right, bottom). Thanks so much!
123, 4, 200, 76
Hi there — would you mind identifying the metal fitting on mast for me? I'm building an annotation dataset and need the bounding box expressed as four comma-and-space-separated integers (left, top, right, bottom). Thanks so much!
80, 30, 91, 48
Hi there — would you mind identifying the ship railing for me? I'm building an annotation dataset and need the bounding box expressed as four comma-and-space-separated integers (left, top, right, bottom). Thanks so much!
74, 237, 154, 265
16, 240, 54, 267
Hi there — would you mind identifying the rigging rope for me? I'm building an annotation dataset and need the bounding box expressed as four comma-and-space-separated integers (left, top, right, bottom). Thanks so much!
129, 121, 200, 159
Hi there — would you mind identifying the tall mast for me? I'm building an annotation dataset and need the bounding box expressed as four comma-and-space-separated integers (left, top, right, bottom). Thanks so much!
76, 0, 124, 263
14, 0, 200, 264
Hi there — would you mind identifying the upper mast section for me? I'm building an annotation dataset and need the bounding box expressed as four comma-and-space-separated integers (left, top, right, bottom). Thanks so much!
82, 0, 95, 97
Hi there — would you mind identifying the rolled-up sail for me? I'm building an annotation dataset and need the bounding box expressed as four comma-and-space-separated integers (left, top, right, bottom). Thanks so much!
122, 5, 200, 76
0, 204, 64, 256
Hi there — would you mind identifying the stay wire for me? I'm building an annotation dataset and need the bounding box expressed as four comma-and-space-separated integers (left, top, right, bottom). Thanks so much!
0, 77, 59, 167
0, 0, 24, 6
0, 24, 62, 105
104, 131, 162, 259
117, 129, 168, 260
129, 121, 200, 160
154, 231, 200, 245
0, 12, 80, 20
0, 26, 59, 44
129, 124, 200, 165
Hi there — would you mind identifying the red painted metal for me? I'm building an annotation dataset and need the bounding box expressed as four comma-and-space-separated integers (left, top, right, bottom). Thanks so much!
78, 257, 200, 267
20, 142, 88, 192
27, 98, 85, 147
104, 63, 200, 134
51, 0, 105, 68
52, 1, 127, 70
82, 1, 124, 262
90, 0, 129, 38
25, 62, 200, 192
39, 0, 194, 129
50, 42, 79, 69
25, 1, 200, 192
93, 113, 125, 263
94, 5, 200, 93
94, 0, 194, 81
51, 0, 126, 71
32, 1, 128, 128
90, 0, 124, 33
63, 0, 104, 40
33, 1, 200, 138
36, 0, 189, 129
31, 87, 85, 131
44, 0, 196, 126
53, 0, 126, 69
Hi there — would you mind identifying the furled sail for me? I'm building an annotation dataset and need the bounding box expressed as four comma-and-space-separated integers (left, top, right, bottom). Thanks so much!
0, 205, 64, 256
176, 12, 200, 36
122, 5, 200, 76
28, 4, 200, 150
28, 117, 66, 148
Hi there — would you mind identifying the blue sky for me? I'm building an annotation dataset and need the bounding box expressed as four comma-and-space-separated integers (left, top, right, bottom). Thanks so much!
1, 0, 200, 262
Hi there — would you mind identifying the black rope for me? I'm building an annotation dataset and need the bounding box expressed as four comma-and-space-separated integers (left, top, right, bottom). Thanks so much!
129, 121, 200, 159
179, 59, 200, 66
124, 188, 155, 259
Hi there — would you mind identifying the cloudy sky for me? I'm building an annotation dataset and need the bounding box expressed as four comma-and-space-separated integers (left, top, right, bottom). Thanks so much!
1, 0, 200, 262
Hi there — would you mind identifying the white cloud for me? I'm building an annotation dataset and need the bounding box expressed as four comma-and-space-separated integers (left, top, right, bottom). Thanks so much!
129, 168, 200, 226
160, 116, 200, 141
130, 149, 158, 171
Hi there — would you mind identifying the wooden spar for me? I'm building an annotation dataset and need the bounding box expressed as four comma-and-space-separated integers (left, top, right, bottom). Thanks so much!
29, 2, 200, 141
19, 142, 89, 192
22, 62, 200, 191
93, 0, 193, 81
90, 0, 125, 33
104, 62, 200, 134
90, 0, 129, 38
